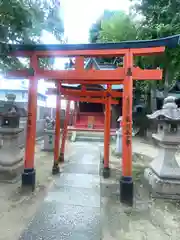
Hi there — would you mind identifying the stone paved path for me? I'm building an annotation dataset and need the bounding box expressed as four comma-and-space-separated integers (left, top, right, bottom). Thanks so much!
18, 139, 180, 240
19, 142, 101, 240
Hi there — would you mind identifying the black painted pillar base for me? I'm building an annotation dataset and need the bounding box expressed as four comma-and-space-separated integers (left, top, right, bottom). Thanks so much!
52, 162, 60, 175
120, 176, 133, 206
58, 153, 64, 163
22, 168, 36, 191
103, 167, 110, 178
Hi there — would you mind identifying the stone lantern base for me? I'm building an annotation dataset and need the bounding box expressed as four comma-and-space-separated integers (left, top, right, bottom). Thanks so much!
144, 144, 180, 198
0, 128, 24, 182
42, 129, 55, 151
144, 168, 180, 198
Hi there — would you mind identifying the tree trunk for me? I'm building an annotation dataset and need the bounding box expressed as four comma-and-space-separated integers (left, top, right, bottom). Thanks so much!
164, 67, 169, 98
150, 82, 157, 112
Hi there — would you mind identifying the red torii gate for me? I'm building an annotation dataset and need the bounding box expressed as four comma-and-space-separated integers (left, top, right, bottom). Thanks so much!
5, 35, 180, 205
46, 84, 120, 177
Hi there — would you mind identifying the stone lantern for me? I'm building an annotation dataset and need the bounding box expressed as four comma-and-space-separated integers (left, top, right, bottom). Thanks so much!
0, 94, 27, 181
144, 96, 180, 198
43, 117, 55, 151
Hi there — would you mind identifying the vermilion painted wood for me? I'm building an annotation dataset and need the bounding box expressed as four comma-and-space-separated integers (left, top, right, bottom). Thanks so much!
60, 100, 71, 159
64, 96, 119, 104
104, 84, 112, 169
5, 67, 162, 81
54, 84, 61, 163
8, 41, 166, 182
24, 55, 38, 169
122, 50, 133, 177
46, 88, 122, 98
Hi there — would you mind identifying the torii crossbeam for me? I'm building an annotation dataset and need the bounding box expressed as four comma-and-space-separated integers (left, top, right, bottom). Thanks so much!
4, 34, 180, 205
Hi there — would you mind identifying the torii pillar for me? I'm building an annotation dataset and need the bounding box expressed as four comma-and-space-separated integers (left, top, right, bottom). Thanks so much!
22, 55, 38, 190
103, 85, 112, 178
59, 99, 71, 162
120, 50, 133, 205
52, 83, 61, 174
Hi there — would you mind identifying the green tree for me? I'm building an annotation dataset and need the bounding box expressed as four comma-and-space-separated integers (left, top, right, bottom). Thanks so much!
134, 0, 180, 103
89, 10, 137, 43
0, 0, 64, 70
98, 11, 137, 42
89, 10, 137, 65
89, 10, 116, 43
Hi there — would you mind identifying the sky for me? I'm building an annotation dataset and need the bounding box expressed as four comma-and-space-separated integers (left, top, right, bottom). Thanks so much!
61, 0, 131, 43
43, 0, 131, 108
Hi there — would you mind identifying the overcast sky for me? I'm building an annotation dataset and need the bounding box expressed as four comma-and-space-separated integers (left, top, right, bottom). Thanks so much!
61, 0, 131, 43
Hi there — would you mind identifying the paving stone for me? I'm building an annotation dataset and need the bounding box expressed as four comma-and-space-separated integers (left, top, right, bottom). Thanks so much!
45, 186, 100, 208
54, 173, 100, 189
63, 163, 99, 175
19, 203, 100, 240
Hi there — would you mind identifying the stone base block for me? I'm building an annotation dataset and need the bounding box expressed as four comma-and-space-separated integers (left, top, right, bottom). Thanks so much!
0, 163, 24, 182
144, 168, 180, 199
22, 168, 36, 191
120, 176, 133, 206
42, 147, 54, 152
70, 131, 77, 142
103, 167, 110, 178
52, 162, 60, 175
43, 131, 54, 152
0, 151, 24, 182
58, 153, 64, 163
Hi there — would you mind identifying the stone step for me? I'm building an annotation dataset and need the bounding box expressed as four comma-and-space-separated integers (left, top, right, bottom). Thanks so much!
75, 135, 104, 142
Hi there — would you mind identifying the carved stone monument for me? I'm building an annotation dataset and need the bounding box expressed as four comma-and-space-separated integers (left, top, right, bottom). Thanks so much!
144, 96, 180, 198
0, 94, 27, 181
115, 116, 135, 155
115, 116, 122, 155
43, 117, 55, 151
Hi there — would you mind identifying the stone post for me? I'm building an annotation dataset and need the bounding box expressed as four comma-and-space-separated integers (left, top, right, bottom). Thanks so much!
43, 117, 55, 151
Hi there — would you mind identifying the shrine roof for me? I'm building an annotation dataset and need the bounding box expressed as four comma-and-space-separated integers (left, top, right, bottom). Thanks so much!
61, 83, 123, 90
61, 58, 123, 90
5, 35, 180, 52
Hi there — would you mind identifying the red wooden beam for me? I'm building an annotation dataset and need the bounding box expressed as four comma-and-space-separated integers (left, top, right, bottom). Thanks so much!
5, 67, 162, 82
133, 67, 162, 80
63, 96, 119, 105
60, 80, 123, 85
37, 68, 125, 81
9, 46, 165, 57
46, 88, 122, 98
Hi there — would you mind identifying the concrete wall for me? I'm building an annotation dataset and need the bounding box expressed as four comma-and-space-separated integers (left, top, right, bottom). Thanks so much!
17, 110, 74, 147
18, 119, 46, 147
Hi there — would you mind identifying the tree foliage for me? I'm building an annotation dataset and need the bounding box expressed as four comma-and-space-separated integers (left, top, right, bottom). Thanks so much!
89, 2, 180, 111
98, 11, 137, 42
0, 0, 64, 70
89, 10, 137, 65
135, 0, 180, 89
89, 10, 137, 43
89, 10, 116, 43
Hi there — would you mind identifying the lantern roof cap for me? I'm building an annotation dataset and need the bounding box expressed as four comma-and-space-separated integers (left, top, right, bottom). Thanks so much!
147, 96, 180, 121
